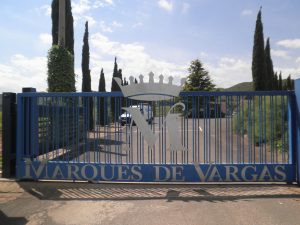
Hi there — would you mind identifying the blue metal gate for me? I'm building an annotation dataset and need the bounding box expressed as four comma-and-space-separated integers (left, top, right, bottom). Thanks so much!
16, 90, 296, 182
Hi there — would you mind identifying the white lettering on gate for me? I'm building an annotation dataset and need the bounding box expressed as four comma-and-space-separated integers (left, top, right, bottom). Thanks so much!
274, 165, 286, 181
131, 166, 143, 181
241, 166, 258, 181
114, 74, 187, 153
67, 164, 80, 180
24, 158, 48, 179
52, 165, 65, 179
193, 164, 211, 181
225, 166, 241, 182
81, 164, 97, 180
122, 107, 158, 148
259, 166, 273, 181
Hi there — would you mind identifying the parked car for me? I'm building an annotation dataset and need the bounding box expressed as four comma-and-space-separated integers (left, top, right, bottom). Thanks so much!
119, 104, 154, 126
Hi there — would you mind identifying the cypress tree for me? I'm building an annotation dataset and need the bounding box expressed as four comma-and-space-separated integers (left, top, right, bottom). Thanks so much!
47, 45, 75, 92
82, 21, 91, 92
265, 38, 275, 90
51, 0, 74, 54
252, 8, 267, 91
123, 78, 128, 85
98, 68, 106, 125
278, 72, 283, 90
134, 78, 138, 84
118, 69, 123, 82
110, 57, 121, 121
286, 75, 292, 90
273, 72, 278, 90
111, 57, 120, 91
81, 21, 93, 130
98, 68, 106, 92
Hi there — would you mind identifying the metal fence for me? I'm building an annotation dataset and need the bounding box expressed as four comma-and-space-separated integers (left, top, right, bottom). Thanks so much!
16, 91, 294, 167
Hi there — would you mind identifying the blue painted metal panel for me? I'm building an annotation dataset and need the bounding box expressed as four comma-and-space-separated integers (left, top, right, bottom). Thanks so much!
17, 161, 295, 182
15, 90, 297, 182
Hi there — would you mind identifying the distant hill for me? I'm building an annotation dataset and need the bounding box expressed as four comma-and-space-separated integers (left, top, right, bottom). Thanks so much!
219, 82, 253, 92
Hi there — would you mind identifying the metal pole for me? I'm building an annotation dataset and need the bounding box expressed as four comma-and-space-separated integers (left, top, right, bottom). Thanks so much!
2, 92, 16, 177
294, 79, 300, 185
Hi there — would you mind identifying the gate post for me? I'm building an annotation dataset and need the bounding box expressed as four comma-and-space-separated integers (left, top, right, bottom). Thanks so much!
2, 92, 17, 177
294, 79, 300, 185
22, 88, 37, 160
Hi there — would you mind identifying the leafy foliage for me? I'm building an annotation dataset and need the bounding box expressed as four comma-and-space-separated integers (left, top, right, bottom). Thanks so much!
252, 9, 267, 91
47, 45, 75, 92
81, 21, 91, 92
265, 38, 275, 90
98, 68, 106, 92
184, 59, 215, 91
110, 57, 122, 121
234, 96, 288, 151
81, 21, 93, 130
97, 68, 107, 125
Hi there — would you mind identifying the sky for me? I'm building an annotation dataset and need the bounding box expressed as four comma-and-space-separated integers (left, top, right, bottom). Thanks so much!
0, 0, 299, 93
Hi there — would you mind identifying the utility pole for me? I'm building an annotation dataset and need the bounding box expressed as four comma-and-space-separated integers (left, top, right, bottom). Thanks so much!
58, 0, 65, 47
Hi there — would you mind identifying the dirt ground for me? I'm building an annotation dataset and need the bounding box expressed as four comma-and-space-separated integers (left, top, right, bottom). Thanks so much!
1, 181, 300, 225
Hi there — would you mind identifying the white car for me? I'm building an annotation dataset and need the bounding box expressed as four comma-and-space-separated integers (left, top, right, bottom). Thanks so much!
119, 104, 154, 126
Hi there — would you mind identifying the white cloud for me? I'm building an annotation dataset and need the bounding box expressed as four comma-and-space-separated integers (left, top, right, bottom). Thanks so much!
112, 21, 123, 28
181, 2, 190, 14
0, 54, 47, 93
72, 0, 91, 16
99, 21, 113, 33
93, 0, 115, 8
207, 57, 251, 88
38, 5, 51, 16
277, 39, 300, 49
104, 0, 114, 5
274, 66, 300, 79
158, 0, 173, 12
271, 49, 290, 59
241, 9, 253, 16
132, 22, 143, 29
39, 33, 52, 45
90, 32, 188, 91
296, 57, 300, 64
84, 16, 97, 27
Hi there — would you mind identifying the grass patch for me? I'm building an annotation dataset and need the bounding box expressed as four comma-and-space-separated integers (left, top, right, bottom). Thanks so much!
234, 96, 288, 150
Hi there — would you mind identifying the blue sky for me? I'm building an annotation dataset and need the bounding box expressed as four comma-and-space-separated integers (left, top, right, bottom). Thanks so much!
0, 0, 299, 92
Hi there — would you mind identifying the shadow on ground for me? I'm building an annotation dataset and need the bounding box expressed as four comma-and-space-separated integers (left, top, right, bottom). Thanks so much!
17, 182, 300, 203
0, 210, 28, 225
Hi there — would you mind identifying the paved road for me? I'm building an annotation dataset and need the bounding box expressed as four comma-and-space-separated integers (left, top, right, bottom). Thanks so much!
61, 117, 285, 165
1, 181, 300, 225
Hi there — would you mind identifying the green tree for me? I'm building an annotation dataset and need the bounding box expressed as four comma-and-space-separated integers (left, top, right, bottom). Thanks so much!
265, 38, 275, 90
110, 57, 122, 121
81, 21, 91, 92
81, 21, 93, 130
278, 72, 283, 90
273, 72, 278, 90
111, 57, 120, 92
98, 68, 107, 125
47, 45, 75, 92
286, 75, 292, 90
252, 8, 267, 91
184, 59, 215, 91
98, 68, 106, 92
51, 0, 74, 54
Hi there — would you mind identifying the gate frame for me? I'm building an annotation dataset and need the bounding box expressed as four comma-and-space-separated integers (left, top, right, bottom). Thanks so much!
11, 82, 300, 184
